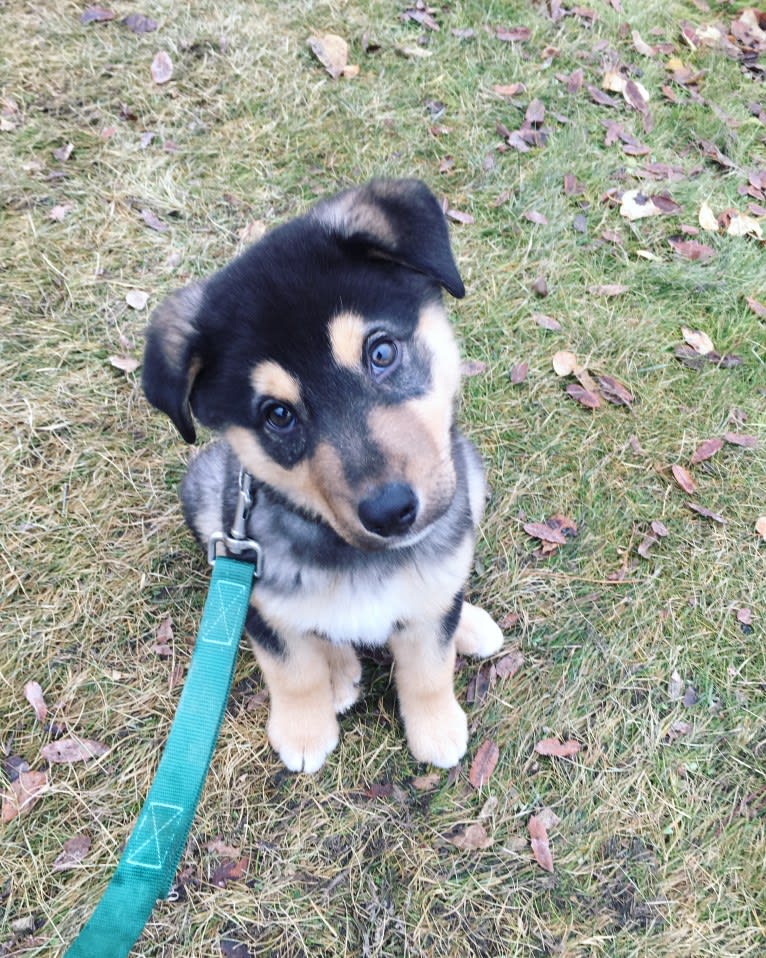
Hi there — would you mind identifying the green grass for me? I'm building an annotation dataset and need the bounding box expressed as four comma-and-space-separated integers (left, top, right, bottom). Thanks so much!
2, 1, 765, 955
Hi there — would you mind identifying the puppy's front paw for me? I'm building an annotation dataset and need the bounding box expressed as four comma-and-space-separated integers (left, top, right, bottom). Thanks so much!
403, 697, 468, 769
454, 602, 504, 658
267, 706, 339, 774
326, 644, 362, 714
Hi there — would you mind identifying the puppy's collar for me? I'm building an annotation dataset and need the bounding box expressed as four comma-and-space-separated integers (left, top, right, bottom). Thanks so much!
207, 470, 263, 575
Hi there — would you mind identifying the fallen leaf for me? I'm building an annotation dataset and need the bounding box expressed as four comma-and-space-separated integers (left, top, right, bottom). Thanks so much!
651, 520, 669, 538
566, 383, 600, 409
566, 68, 584, 93
672, 464, 696, 493
150, 51, 173, 85
552, 350, 578, 377
24, 681, 47, 723
444, 823, 493, 850
691, 437, 723, 464
723, 432, 758, 448
307, 33, 356, 79
493, 82, 526, 97
668, 237, 716, 261
122, 13, 158, 33
637, 534, 659, 558
686, 502, 726, 523
531, 275, 548, 297
597, 374, 634, 406
80, 6, 115, 24
496, 26, 531, 42
41, 738, 109, 764
523, 209, 548, 225
460, 359, 487, 376
509, 362, 528, 385
412, 772, 441, 792
632, 29, 656, 56
523, 522, 567, 545
528, 814, 554, 872
446, 208, 475, 224
140, 208, 168, 232
699, 201, 719, 231
666, 719, 692, 741
620, 190, 662, 221
534, 738, 581, 758
495, 650, 524, 678
49, 203, 75, 221
125, 289, 149, 310
757, 516, 766, 540
736, 607, 753, 626
726, 212, 763, 239
2, 771, 48, 823
682, 685, 699, 707
211, 856, 249, 887
746, 296, 766, 319
52, 834, 92, 872
53, 143, 73, 162
682, 327, 715, 356
533, 313, 562, 331
109, 355, 140, 374
668, 669, 684, 701
469, 740, 500, 788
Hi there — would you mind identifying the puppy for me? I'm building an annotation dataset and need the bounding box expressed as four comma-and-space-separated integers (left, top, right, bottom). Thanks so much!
142, 179, 503, 773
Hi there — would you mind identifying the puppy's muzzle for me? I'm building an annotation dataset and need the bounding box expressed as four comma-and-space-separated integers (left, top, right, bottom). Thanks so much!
358, 482, 418, 538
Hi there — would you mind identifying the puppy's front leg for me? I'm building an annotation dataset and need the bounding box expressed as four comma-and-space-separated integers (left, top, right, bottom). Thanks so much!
250, 630, 339, 774
389, 624, 467, 768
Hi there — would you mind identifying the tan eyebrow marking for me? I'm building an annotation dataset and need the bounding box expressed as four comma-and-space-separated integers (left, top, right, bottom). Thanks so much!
250, 360, 302, 404
328, 311, 366, 370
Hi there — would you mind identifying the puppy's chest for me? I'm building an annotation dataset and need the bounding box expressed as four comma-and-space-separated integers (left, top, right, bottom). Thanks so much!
255, 536, 473, 646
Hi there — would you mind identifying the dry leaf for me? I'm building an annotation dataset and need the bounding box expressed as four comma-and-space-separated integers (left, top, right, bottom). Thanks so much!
637, 534, 659, 558
125, 289, 149, 310
726, 213, 763, 239
509, 362, 529, 385
24, 681, 47, 723
534, 738, 581, 758
412, 772, 441, 792
469, 740, 500, 788
746, 296, 766, 319
460, 359, 487, 377
493, 83, 526, 97
668, 237, 716, 261
523, 522, 567, 545
566, 383, 601, 409
590, 283, 629, 297
686, 502, 726, 523
620, 190, 662, 221
498, 611, 520, 630
53, 143, 73, 162
671, 464, 697, 493
757, 516, 766, 540
52, 833, 92, 872
495, 650, 524, 678
109, 355, 140, 374
723, 432, 758, 448
307, 34, 355, 79
211, 856, 249, 887
122, 13, 158, 33
668, 669, 684, 701
533, 313, 562, 331
444, 823, 493, 850
49, 203, 75, 221
691, 437, 723, 464
699, 201, 718, 231
80, 6, 115, 24
737, 607, 753, 626
597, 374, 634, 406
552, 350, 578, 377
2, 771, 48, 824
446, 208, 475, 224
151, 51, 173, 85
651, 520, 669, 537
682, 327, 715, 355
528, 814, 554, 872
41, 738, 109, 764
496, 26, 532, 42
140, 208, 168, 232
523, 209, 548, 225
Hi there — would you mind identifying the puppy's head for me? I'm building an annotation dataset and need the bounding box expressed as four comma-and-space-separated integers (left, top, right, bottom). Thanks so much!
143, 178, 466, 550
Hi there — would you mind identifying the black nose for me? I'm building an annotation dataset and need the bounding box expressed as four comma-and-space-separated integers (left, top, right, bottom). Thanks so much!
358, 483, 418, 538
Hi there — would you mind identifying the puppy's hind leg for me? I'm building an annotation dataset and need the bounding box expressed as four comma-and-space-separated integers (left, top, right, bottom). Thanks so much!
453, 602, 504, 658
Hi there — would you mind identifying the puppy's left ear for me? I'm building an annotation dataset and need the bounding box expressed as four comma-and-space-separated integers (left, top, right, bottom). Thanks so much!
314, 178, 465, 299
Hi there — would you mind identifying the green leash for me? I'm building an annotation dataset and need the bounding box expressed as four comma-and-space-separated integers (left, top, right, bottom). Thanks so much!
64, 554, 256, 957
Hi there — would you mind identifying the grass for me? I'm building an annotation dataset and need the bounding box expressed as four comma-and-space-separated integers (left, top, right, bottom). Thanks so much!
2, 0, 765, 955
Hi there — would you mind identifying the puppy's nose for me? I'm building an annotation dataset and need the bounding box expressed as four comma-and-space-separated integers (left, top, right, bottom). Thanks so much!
358, 483, 418, 537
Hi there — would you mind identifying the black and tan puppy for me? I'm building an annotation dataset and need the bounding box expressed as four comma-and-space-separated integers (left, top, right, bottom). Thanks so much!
142, 179, 503, 773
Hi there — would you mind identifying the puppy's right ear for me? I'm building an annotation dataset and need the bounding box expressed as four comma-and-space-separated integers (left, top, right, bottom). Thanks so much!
141, 283, 205, 443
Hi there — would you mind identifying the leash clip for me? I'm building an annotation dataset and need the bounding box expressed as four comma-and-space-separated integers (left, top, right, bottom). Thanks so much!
208, 470, 263, 576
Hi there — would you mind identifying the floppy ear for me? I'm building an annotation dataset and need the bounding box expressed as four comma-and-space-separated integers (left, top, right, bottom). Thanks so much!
141, 283, 205, 443
314, 178, 465, 298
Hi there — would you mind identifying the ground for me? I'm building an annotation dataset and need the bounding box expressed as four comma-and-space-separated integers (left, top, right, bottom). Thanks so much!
1, 1, 765, 956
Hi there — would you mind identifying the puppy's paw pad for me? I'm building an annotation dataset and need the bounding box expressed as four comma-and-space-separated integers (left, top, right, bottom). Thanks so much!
405, 700, 468, 769
454, 604, 504, 658
267, 711, 339, 774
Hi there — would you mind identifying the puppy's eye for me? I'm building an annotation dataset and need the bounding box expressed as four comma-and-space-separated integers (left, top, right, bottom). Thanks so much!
366, 335, 400, 379
262, 401, 297, 433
